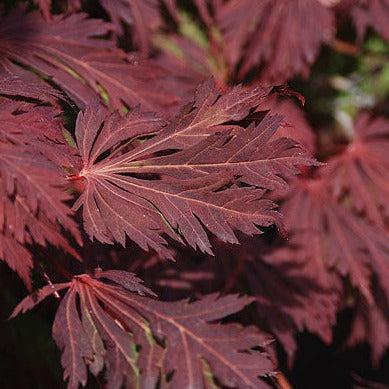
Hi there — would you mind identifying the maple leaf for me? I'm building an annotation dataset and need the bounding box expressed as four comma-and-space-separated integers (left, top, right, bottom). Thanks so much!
0, 145, 80, 285
0, 98, 81, 286
216, 0, 335, 82
326, 114, 389, 228
72, 83, 313, 256
0, 97, 81, 171
279, 176, 389, 307
12, 270, 275, 389
110, 236, 339, 364
0, 10, 179, 112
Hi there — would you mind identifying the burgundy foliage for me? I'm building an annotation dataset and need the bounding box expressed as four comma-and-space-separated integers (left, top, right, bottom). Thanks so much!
72, 83, 312, 257
216, 0, 335, 83
0, 10, 179, 112
12, 270, 274, 389
1, 1, 388, 388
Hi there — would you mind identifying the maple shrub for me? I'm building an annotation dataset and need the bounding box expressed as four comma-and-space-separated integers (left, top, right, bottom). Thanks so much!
1, 0, 389, 388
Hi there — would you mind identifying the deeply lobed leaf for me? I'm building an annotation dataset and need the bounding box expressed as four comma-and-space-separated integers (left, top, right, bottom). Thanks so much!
217, 0, 335, 82
72, 82, 314, 256
0, 97, 80, 286
0, 10, 179, 112
326, 114, 389, 228
12, 270, 275, 389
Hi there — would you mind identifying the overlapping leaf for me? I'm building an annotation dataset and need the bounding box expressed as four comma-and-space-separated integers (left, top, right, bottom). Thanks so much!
0, 10, 179, 112
216, 0, 335, 82
259, 109, 389, 364
2, 1, 388, 384
258, 169, 389, 365
12, 270, 275, 389
0, 99, 80, 286
99, 237, 339, 364
279, 176, 389, 306
326, 114, 389, 228
72, 82, 313, 256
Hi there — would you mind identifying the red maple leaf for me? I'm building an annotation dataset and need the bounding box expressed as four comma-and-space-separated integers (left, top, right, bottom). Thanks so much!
217, 0, 335, 82
326, 114, 389, 228
279, 175, 389, 309
0, 96, 81, 287
12, 269, 275, 389
0, 10, 180, 112
72, 82, 313, 256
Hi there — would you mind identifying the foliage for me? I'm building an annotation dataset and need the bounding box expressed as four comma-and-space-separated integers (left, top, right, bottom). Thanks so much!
1, 1, 389, 388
